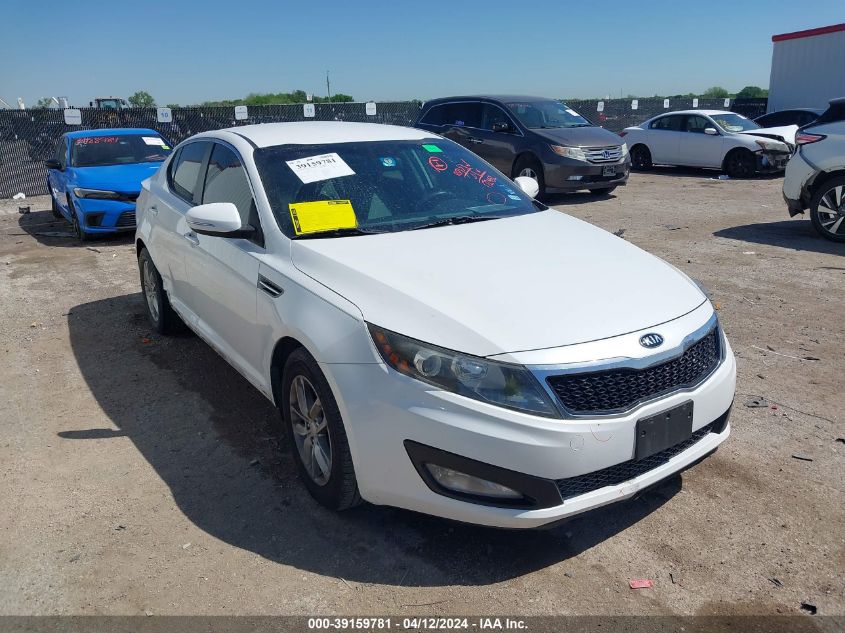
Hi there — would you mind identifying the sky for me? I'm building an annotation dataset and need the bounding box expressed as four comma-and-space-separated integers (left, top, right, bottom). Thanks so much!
2, 0, 843, 108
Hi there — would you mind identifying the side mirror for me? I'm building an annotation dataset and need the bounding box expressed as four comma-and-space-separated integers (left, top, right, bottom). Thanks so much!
514, 176, 540, 199
186, 202, 253, 238
44, 158, 62, 170
492, 122, 511, 133
704, 127, 718, 135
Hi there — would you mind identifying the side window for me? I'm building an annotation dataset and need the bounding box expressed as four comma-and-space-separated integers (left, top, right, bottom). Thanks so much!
480, 104, 515, 131
650, 116, 682, 131
684, 116, 710, 133
420, 105, 445, 126
55, 139, 67, 168
442, 102, 483, 128
169, 142, 208, 202
202, 143, 262, 245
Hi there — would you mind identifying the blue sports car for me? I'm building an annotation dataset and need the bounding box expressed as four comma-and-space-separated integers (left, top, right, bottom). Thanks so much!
45, 128, 172, 241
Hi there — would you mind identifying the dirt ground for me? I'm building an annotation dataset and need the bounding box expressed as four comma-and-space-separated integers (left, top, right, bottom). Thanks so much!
0, 169, 842, 618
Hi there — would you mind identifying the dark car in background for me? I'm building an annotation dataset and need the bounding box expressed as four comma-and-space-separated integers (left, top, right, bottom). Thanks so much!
414, 95, 630, 198
754, 108, 824, 129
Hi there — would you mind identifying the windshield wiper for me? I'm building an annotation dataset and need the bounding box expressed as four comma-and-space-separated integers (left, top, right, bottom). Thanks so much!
410, 215, 506, 231
292, 227, 382, 239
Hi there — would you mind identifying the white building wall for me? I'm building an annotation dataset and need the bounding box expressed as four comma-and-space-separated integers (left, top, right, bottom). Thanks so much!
768, 29, 845, 112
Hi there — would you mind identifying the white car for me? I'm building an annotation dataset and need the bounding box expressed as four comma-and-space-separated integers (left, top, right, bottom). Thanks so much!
622, 110, 795, 178
783, 98, 845, 242
135, 121, 736, 529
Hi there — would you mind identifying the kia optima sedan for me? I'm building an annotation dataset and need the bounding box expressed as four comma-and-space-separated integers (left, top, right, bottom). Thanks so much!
136, 122, 735, 528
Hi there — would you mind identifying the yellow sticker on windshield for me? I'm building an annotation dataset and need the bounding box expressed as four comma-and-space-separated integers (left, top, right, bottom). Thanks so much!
289, 199, 357, 235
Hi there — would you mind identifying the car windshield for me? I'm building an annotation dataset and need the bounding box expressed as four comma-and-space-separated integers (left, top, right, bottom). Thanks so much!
70, 134, 172, 167
505, 101, 592, 129
709, 113, 760, 133
255, 139, 543, 238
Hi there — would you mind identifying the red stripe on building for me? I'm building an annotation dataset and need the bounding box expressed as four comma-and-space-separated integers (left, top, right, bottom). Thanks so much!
772, 23, 845, 42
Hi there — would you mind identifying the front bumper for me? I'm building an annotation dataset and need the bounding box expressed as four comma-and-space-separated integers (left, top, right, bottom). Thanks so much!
323, 308, 736, 529
543, 157, 631, 192
74, 196, 137, 233
756, 150, 791, 173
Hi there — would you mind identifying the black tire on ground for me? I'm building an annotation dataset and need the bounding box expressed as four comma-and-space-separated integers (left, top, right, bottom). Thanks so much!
630, 145, 652, 170
49, 185, 62, 219
591, 186, 617, 195
68, 197, 92, 242
724, 149, 756, 179
282, 347, 362, 511
512, 155, 546, 200
809, 174, 845, 242
138, 247, 183, 334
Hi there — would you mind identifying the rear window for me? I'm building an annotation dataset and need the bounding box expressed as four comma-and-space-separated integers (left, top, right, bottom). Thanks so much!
70, 134, 171, 167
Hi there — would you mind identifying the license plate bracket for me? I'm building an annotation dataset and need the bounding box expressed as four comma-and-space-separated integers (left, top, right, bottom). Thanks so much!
602, 165, 616, 177
635, 401, 694, 460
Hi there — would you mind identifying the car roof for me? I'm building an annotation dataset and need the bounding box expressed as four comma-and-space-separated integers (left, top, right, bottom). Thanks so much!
651, 110, 732, 117
209, 121, 432, 148
761, 108, 825, 114
64, 128, 159, 139
423, 95, 559, 106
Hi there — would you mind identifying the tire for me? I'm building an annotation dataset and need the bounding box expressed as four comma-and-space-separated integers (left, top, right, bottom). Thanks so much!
282, 347, 361, 511
724, 149, 756, 179
809, 175, 845, 242
630, 144, 652, 170
68, 197, 92, 242
591, 186, 617, 195
512, 155, 546, 199
138, 247, 183, 334
49, 185, 62, 219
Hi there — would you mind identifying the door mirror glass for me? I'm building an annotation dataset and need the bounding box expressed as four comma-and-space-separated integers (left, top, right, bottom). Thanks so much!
492, 122, 511, 133
704, 127, 718, 135
44, 158, 62, 170
186, 202, 253, 237
514, 176, 540, 198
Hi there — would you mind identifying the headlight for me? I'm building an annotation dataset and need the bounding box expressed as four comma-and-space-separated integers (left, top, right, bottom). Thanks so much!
754, 139, 786, 152
73, 188, 122, 199
550, 145, 587, 161
368, 324, 559, 417
621, 142, 629, 157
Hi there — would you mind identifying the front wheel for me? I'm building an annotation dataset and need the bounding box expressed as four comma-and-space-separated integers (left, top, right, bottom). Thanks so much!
512, 156, 546, 200
282, 348, 361, 511
49, 185, 62, 219
724, 149, 756, 179
68, 198, 92, 242
809, 175, 845, 242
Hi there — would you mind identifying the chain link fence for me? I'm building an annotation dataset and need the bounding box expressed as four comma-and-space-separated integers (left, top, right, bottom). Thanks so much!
0, 98, 767, 199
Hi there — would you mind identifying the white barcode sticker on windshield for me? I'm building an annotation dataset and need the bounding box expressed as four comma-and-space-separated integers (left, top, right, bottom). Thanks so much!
286, 152, 355, 184
142, 136, 166, 146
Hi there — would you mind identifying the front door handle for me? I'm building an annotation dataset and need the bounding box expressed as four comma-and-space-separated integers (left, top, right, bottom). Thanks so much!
183, 231, 199, 246
467, 137, 484, 144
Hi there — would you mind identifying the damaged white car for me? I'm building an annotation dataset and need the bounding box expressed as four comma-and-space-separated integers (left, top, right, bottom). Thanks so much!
622, 110, 795, 178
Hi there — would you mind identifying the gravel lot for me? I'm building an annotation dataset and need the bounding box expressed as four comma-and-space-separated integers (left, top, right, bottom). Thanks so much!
0, 170, 842, 618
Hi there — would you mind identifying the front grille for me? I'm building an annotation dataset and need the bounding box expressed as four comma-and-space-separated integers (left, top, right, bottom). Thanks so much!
115, 211, 136, 227
547, 327, 721, 416
556, 418, 721, 500
584, 145, 622, 163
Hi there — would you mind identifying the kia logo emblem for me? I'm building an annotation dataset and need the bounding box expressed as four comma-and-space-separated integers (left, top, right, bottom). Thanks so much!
639, 333, 664, 348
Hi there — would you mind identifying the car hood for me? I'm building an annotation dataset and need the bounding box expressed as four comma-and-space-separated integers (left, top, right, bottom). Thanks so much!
291, 211, 706, 358
531, 126, 623, 147
738, 124, 798, 146
71, 162, 164, 192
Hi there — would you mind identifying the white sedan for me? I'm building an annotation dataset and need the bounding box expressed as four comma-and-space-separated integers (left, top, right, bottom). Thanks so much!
622, 110, 796, 178
135, 121, 736, 528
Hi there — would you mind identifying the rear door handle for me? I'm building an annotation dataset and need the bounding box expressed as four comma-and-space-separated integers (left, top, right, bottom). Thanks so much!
183, 231, 199, 246
257, 274, 284, 298
467, 137, 483, 144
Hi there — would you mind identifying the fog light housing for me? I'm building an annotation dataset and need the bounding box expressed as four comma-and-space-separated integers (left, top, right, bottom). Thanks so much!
425, 463, 523, 499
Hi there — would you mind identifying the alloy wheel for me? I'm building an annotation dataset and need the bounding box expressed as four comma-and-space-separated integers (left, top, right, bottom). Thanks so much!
142, 259, 160, 323
816, 184, 845, 238
519, 167, 538, 180
289, 375, 332, 486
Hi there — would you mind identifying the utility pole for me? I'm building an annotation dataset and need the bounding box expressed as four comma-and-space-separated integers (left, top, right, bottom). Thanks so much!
326, 70, 332, 102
